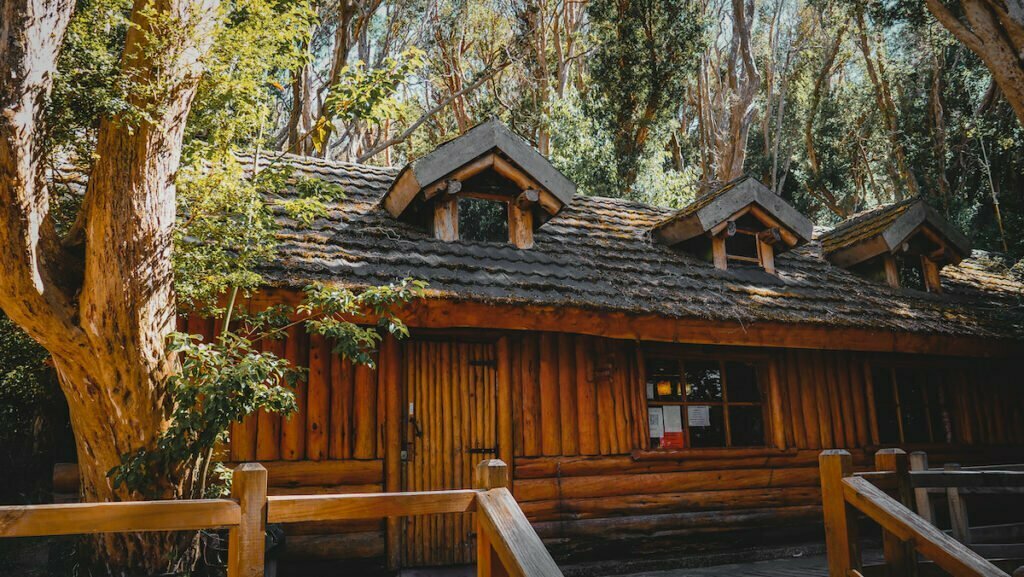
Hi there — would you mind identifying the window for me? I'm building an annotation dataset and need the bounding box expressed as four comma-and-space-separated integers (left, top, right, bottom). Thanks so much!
895, 253, 926, 291
645, 357, 766, 449
872, 366, 956, 445
849, 253, 942, 293
708, 213, 779, 274
457, 196, 508, 243
725, 215, 762, 265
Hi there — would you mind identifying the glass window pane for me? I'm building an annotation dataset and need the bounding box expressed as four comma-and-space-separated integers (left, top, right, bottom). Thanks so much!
726, 232, 758, 260
895, 368, 929, 443
896, 253, 925, 291
684, 361, 723, 402
872, 367, 900, 444
458, 196, 508, 243
725, 362, 760, 402
728, 406, 765, 447
646, 358, 683, 402
689, 405, 725, 447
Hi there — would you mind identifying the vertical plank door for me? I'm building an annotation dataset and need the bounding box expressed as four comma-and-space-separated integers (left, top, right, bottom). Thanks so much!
402, 339, 498, 567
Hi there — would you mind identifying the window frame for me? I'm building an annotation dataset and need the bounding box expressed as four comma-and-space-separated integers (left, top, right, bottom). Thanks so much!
431, 189, 534, 248
708, 207, 782, 274
455, 193, 511, 243
643, 351, 772, 450
868, 362, 959, 446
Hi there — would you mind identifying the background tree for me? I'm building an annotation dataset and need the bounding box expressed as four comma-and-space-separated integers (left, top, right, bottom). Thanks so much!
585, 0, 705, 193
925, 0, 1024, 126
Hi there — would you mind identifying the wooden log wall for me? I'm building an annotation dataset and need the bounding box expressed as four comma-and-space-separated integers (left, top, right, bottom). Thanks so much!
181, 313, 1024, 564
512, 334, 646, 458
181, 315, 388, 560
509, 343, 1024, 559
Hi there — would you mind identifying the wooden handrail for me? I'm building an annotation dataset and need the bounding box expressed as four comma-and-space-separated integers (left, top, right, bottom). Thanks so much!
853, 470, 897, 490
0, 499, 240, 537
841, 476, 1005, 577
267, 489, 479, 522
909, 470, 1024, 488
476, 488, 562, 577
4, 460, 562, 577
820, 450, 1012, 577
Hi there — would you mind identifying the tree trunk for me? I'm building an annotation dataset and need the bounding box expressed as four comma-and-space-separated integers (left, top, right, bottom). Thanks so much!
855, 9, 919, 200
287, 48, 317, 157
927, 0, 1024, 127
803, 20, 849, 218
1, 0, 219, 573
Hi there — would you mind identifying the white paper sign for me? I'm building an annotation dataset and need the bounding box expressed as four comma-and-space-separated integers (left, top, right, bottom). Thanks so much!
687, 405, 711, 427
646, 382, 655, 400
663, 405, 683, 433
648, 407, 665, 438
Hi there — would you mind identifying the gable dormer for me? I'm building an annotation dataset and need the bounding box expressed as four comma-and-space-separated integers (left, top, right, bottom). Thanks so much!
381, 119, 576, 249
652, 176, 814, 274
820, 198, 970, 294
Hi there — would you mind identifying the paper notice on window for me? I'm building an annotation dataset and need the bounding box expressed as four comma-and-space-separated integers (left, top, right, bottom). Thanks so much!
687, 405, 711, 427
648, 407, 665, 438
646, 382, 655, 400
663, 405, 683, 433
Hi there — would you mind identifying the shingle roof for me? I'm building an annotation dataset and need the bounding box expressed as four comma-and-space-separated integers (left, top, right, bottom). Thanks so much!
256, 154, 1024, 341
652, 175, 814, 252
819, 198, 917, 255
819, 198, 972, 266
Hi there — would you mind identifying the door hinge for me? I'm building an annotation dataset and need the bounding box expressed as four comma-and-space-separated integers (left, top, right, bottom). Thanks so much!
466, 446, 498, 454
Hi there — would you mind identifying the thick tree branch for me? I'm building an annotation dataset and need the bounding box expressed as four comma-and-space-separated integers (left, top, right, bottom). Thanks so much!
927, 0, 1024, 125
354, 61, 509, 163
0, 0, 79, 350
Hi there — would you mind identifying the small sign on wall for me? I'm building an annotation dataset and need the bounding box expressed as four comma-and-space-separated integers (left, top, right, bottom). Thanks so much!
662, 406, 684, 448
688, 405, 711, 427
648, 407, 664, 439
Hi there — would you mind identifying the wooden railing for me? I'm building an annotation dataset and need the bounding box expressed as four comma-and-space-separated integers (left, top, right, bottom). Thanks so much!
820, 449, 1024, 577
0, 459, 561, 577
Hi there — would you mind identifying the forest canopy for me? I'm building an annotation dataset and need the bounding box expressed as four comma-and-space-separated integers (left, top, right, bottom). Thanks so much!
45, 0, 1024, 262
186, 0, 1020, 260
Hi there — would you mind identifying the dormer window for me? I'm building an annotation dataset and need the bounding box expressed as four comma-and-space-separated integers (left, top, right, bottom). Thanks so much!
457, 196, 508, 243
652, 176, 813, 275
381, 119, 576, 249
820, 199, 970, 294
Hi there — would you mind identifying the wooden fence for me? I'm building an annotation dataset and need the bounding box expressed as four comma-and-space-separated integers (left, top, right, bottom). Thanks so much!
0, 459, 560, 577
820, 449, 1024, 577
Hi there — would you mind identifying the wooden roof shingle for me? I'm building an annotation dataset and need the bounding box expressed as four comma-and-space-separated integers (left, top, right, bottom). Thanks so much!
255, 154, 1024, 342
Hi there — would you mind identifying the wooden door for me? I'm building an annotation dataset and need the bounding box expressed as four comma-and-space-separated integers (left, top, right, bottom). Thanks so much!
402, 339, 498, 566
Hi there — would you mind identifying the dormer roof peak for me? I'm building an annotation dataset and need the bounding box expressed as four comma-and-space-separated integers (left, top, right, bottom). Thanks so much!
381, 119, 576, 220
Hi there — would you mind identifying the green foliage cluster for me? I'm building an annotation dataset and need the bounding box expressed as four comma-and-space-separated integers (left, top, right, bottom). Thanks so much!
586, 0, 705, 191
110, 278, 425, 499
174, 155, 345, 312
0, 315, 56, 446
312, 47, 427, 153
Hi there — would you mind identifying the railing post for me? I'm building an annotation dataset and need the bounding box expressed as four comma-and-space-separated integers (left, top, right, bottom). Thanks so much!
820, 450, 861, 577
475, 459, 510, 490
908, 452, 934, 524
475, 460, 509, 577
875, 449, 915, 577
228, 463, 268, 577
945, 463, 971, 545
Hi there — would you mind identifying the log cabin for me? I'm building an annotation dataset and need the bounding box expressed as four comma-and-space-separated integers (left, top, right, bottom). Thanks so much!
184, 120, 1024, 568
